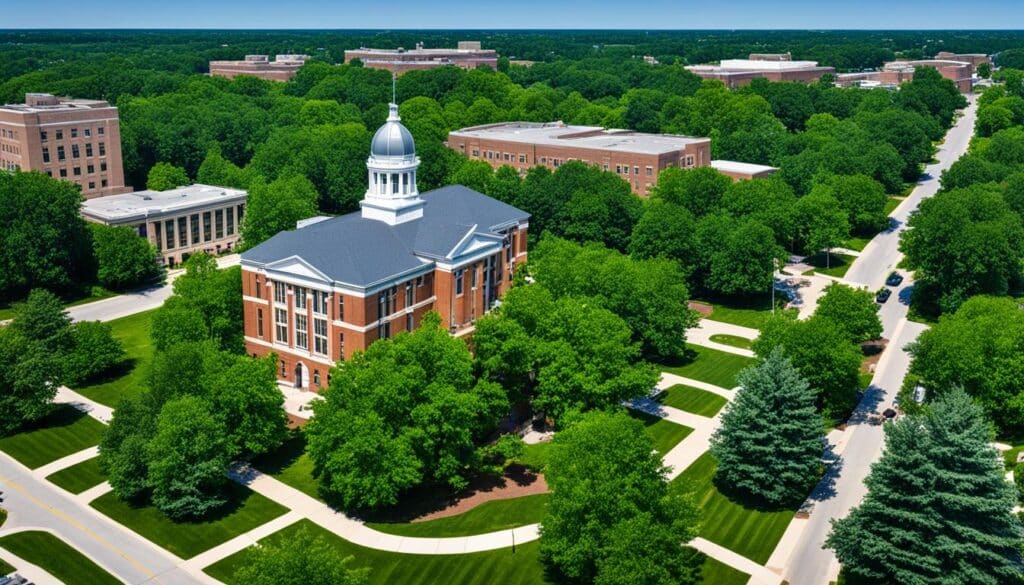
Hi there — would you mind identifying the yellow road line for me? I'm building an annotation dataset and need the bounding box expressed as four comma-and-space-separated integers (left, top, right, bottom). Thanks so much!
1, 476, 162, 584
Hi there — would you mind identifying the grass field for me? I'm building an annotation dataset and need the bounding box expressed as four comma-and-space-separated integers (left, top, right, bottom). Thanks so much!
661, 385, 728, 418
91, 482, 289, 559
806, 252, 857, 278
251, 432, 322, 501
46, 457, 107, 494
661, 345, 756, 390
517, 442, 552, 472
671, 453, 795, 564
884, 196, 905, 215
205, 519, 551, 585
0, 557, 12, 576
0, 531, 119, 585
708, 334, 753, 350
629, 411, 694, 455
0, 405, 106, 469
695, 295, 784, 330
75, 310, 156, 407
842, 236, 872, 252
368, 494, 549, 537
699, 554, 750, 585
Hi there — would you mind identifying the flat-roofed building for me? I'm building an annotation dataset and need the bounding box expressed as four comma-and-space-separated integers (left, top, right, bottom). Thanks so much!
446, 122, 711, 196
711, 160, 778, 181
0, 93, 131, 198
209, 54, 310, 82
839, 59, 975, 93
81, 184, 247, 268
685, 57, 835, 88
934, 52, 991, 68
345, 41, 497, 75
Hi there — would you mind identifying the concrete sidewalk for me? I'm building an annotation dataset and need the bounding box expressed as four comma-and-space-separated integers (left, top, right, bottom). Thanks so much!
687, 319, 758, 358
658, 372, 736, 398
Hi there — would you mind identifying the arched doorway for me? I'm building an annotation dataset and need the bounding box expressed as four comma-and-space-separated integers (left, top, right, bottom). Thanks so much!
294, 362, 309, 389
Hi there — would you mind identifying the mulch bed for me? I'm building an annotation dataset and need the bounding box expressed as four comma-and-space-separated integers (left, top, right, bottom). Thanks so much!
688, 301, 714, 317
412, 466, 549, 522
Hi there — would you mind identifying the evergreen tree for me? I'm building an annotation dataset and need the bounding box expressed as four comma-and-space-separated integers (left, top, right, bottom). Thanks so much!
827, 388, 1024, 584
710, 348, 824, 506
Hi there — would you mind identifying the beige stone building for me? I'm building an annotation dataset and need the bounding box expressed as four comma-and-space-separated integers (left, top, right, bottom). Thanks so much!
0, 93, 131, 198
345, 41, 497, 75
80, 184, 247, 268
446, 122, 711, 196
710, 160, 778, 181
209, 55, 310, 82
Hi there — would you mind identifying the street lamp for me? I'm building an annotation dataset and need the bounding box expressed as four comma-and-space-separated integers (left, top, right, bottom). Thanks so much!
771, 257, 779, 315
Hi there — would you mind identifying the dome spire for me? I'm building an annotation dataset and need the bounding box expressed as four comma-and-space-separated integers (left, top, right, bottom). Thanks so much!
360, 86, 423, 226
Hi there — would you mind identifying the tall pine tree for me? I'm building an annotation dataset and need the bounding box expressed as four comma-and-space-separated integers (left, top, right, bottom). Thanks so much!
827, 387, 1024, 584
710, 348, 825, 506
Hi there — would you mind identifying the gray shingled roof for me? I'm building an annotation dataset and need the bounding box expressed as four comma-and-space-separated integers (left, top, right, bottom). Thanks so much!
242, 185, 529, 287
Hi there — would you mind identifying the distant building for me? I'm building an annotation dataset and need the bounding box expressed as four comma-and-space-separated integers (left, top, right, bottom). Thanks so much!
81, 184, 247, 268
710, 160, 778, 181
685, 54, 835, 88
0, 93, 131, 198
446, 122, 711, 196
934, 52, 991, 68
241, 103, 528, 389
345, 41, 498, 75
836, 59, 975, 93
209, 54, 310, 82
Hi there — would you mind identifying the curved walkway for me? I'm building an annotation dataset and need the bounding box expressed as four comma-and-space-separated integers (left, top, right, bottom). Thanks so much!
687, 319, 758, 357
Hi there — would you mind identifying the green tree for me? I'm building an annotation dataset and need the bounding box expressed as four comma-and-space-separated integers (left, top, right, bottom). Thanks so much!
206, 354, 288, 458
234, 526, 370, 585
813, 174, 889, 235
978, 62, 992, 79
795, 189, 850, 264
448, 158, 494, 193
155, 253, 244, 353
540, 410, 700, 585
694, 214, 786, 297
240, 174, 319, 249
814, 283, 883, 343
628, 200, 697, 274
652, 166, 731, 218
64, 321, 126, 386
0, 324, 61, 435
147, 395, 231, 519
710, 348, 824, 507
146, 162, 190, 191
827, 388, 1023, 584
99, 396, 156, 501
196, 147, 256, 189
89, 224, 163, 290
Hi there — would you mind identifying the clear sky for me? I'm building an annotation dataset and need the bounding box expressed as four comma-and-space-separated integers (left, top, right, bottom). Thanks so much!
3, 0, 1022, 29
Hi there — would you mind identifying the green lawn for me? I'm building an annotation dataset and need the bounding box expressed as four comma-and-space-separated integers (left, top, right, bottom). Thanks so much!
0, 557, 12, 576
661, 385, 729, 418
0, 531, 119, 585
205, 519, 551, 585
806, 252, 857, 278
671, 453, 795, 565
694, 295, 784, 330
516, 442, 552, 472
46, 457, 107, 495
699, 554, 750, 585
629, 411, 694, 455
842, 236, 872, 252
708, 334, 753, 350
0, 405, 106, 469
368, 494, 549, 538
91, 482, 289, 559
885, 196, 906, 215
252, 431, 322, 501
75, 310, 156, 407
660, 345, 756, 390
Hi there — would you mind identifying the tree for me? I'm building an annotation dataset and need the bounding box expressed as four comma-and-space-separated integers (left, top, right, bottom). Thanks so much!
99, 396, 156, 501
908, 296, 1024, 434
240, 174, 319, 249
234, 526, 369, 585
448, 158, 494, 193
540, 410, 700, 585
794, 189, 850, 264
813, 174, 889, 235
64, 321, 126, 386
0, 171, 92, 302
651, 166, 731, 218
710, 348, 824, 506
196, 147, 256, 189
147, 395, 231, 519
814, 283, 883, 343
146, 162, 190, 191
694, 214, 786, 297
827, 388, 1023, 584
628, 200, 697, 273
978, 62, 992, 79
720, 177, 798, 245
206, 354, 288, 458
155, 253, 244, 352
89, 224, 163, 290
754, 314, 863, 423
306, 312, 507, 510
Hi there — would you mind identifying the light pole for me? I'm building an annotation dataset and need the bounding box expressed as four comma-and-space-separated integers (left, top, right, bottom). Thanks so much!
771, 257, 779, 314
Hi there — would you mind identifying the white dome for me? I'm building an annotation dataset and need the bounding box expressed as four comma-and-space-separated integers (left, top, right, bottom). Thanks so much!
370, 104, 416, 160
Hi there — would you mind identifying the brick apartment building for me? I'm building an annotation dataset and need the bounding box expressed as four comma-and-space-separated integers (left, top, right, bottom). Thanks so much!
241, 103, 528, 389
446, 122, 711, 196
344, 41, 497, 75
0, 93, 131, 198
685, 53, 835, 88
209, 54, 310, 82
81, 184, 248, 268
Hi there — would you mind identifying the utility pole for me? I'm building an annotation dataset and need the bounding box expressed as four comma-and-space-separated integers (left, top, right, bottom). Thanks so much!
772, 257, 779, 314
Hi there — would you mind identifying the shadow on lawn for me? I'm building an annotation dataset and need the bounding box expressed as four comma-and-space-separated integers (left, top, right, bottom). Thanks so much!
78, 357, 138, 387
10, 403, 89, 435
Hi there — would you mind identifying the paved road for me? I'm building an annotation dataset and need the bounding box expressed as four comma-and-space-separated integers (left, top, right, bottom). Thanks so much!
67, 255, 240, 323
782, 96, 978, 585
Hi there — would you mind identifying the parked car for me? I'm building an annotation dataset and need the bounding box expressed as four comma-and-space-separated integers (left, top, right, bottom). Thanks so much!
885, 271, 904, 287
875, 288, 892, 303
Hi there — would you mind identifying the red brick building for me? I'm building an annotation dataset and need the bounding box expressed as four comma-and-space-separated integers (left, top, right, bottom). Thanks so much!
0, 93, 131, 198
241, 103, 528, 389
209, 55, 309, 82
446, 122, 711, 196
685, 54, 835, 89
344, 41, 497, 76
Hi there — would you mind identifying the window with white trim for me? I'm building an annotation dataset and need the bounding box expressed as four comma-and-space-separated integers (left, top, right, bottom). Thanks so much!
312, 290, 328, 315
275, 308, 288, 342
455, 269, 464, 296
274, 282, 286, 304
295, 314, 308, 350
294, 286, 307, 310
405, 282, 413, 307
313, 318, 328, 355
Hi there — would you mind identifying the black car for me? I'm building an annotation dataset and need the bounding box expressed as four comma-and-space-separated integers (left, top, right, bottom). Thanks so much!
885, 271, 904, 287
875, 288, 892, 304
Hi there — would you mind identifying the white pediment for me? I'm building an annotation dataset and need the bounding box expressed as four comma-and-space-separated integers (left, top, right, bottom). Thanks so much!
265, 255, 332, 284
447, 227, 503, 261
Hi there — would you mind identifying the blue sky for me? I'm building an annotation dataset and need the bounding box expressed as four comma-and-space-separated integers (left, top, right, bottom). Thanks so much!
3, 0, 1022, 29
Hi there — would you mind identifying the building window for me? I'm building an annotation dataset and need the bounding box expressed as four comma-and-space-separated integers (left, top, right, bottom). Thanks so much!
519, 154, 526, 163
71, 128, 78, 138
42, 147, 50, 163
313, 290, 328, 315
88, 181, 95, 190
280, 359, 286, 377
646, 166, 653, 176
40, 131, 47, 142
84, 128, 91, 138
153, 222, 162, 252
164, 220, 175, 250
274, 282, 287, 304
100, 162, 107, 172
406, 312, 414, 332
203, 212, 212, 241
57, 146, 65, 161
416, 275, 425, 287
295, 314, 308, 350
378, 320, 391, 340
294, 286, 307, 310
178, 217, 187, 248
72, 144, 80, 159
73, 166, 81, 176
313, 370, 321, 386
255, 276, 262, 299
471, 266, 478, 290
338, 332, 345, 358
472, 148, 479, 157
55, 130, 63, 140
98, 127, 104, 136
405, 282, 413, 307
391, 173, 399, 195
190, 214, 200, 244
59, 168, 67, 178
101, 179, 107, 187
85, 143, 93, 157
215, 209, 224, 239
87, 164, 94, 174
226, 207, 234, 235
337, 295, 344, 320
98, 143, 106, 156
455, 269, 464, 296
257, 308, 264, 337
313, 318, 328, 355
634, 166, 640, 175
